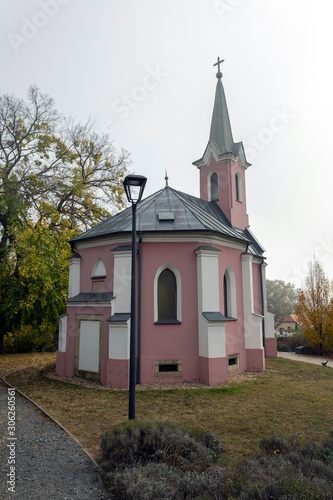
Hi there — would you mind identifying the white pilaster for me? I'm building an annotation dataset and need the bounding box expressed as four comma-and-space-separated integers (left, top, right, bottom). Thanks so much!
68, 254, 81, 298
261, 262, 274, 338
109, 320, 130, 360
265, 312, 275, 338
241, 253, 263, 349
241, 253, 254, 314
198, 320, 226, 358
261, 262, 268, 311
195, 247, 220, 313
195, 247, 226, 358
111, 247, 132, 315
58, 314, 67, 352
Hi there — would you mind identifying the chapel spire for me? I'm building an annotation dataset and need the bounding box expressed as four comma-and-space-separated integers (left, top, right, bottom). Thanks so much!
193, 58, 250, 229
193, 58, 249, 169
209, 57, 239, 157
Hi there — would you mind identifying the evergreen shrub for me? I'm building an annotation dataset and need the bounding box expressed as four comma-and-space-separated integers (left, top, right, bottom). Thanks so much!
277, 342, 292, 352
100, 420, 223, 473
3, 325, 55, 353
321, 430, 333, 464
108, 463, 233, 500
101, 423, 333, 499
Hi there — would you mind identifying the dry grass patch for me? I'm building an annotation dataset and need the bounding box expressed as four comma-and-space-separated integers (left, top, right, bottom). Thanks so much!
0, 352, 56, 377
2, 355, 333, 465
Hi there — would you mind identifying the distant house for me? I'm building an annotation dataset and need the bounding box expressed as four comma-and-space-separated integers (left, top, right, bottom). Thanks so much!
275, 314, 301, 335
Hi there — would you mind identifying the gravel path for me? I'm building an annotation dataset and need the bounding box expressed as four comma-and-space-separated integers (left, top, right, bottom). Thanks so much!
278, 351, 333, 367
0, 381, 108, 499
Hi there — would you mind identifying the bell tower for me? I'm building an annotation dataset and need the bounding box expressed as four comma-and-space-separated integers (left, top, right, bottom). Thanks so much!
193, 58, 250, 230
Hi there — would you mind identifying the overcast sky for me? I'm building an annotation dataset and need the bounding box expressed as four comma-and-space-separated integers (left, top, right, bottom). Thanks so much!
2, 0, 333, 287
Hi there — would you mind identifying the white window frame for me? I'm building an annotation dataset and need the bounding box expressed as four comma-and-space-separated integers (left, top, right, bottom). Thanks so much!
154, 263, 182, 322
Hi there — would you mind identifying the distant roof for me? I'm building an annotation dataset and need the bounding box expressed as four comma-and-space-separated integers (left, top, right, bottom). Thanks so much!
70, 186, 264, 256
275, 314, 303, 328
279, 314, 299, 323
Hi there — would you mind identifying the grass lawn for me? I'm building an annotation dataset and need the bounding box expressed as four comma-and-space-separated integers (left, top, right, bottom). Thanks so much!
1, 353, 333, 465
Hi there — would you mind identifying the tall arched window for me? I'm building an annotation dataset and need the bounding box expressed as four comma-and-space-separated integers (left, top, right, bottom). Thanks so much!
208, 171, 219, 201
154, 264, 182, 323
223, 266, 237, 319
223, 274, 228, 317
158, 269, 177, 320
235, 172, 242, 202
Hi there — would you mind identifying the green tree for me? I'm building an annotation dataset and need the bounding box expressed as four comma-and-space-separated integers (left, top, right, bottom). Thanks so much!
0, 86, 130, 352
295, 257, 333, 355
266, 279, 299, 322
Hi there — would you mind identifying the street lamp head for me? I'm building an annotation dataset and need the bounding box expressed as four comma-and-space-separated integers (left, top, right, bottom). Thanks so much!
123, 174, 147, 204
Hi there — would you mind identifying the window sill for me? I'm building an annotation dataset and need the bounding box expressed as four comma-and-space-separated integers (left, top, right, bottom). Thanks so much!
202, 312, 237, 322
154, 319, 181, 325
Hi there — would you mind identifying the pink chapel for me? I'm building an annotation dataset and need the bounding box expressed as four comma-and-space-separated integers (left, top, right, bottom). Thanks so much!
56, 64, 277, 388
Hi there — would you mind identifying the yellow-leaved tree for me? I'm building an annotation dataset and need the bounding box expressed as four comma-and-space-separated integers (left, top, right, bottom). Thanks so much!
295, 257, 333, 355
0, 86, 131, 353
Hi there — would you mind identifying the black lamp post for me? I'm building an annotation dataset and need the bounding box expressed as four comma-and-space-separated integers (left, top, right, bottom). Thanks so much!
123, 174, 147, 420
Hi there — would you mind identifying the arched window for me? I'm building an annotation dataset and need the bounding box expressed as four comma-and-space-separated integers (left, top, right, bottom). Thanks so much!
91, 258, 106, 278
158, 269, 177, 320
154, 264, 182, 323
223, 274, 228, 317
235, 172, 242, 202
91, 258, 106, 292
223, 266, 237, 319
208, 171, 219, 201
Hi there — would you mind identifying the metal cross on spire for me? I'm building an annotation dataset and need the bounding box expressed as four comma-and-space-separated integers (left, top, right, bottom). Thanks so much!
213, 56, 224, 79
165, 169, 169, 187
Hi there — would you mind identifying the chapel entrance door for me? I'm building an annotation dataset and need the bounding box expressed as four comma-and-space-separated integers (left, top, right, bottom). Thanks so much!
75, 315, 103, 381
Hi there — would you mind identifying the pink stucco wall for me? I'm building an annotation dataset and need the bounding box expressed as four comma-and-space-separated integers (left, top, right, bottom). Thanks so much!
247, 348, 265, 372
79, 245, 115, 293
57, 233, 267, 387
56, 351, 66, 376
138, 241, 199, 383
199, 356, 229, 386
106, 359, 129, 388
265, 337, 277, 358
199, 157, 248, 229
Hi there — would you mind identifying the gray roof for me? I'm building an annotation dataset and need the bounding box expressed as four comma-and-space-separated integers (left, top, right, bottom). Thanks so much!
107, 313, 131, 322
209, 79, 241, 157
66, 292, 114, 303
70, 186, 264, 256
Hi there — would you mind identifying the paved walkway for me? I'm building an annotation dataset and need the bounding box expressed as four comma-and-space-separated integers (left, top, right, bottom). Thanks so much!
278, 351, 333, 367
0, 380, 108, 499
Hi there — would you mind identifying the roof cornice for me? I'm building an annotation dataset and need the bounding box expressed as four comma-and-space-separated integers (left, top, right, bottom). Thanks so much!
193, 141, 250, 170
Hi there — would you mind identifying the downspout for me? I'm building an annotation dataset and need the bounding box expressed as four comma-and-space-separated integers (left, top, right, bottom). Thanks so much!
260, 257, 266, 356
137, 232, 143, 384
